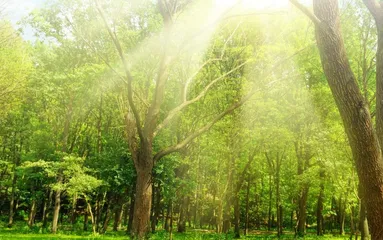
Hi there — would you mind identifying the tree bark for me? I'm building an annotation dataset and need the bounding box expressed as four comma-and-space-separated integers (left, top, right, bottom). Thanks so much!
233, 194, 240, 238
316, 172, 324, 236
7, 171, 17, 228
290, 0, 383, 238
244, 178, 250, 236
131, 154, 153, 239
297, 185, 309, 236
51, 175, 62, 234
152, 182, 161, 233
312, 1, 383, 238
28, 199, 37, 228
177, 196, 188, 233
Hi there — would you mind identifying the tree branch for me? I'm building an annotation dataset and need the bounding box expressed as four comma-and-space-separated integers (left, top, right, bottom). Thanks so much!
95, 0, 144, 140
289, 0, 322, 26
153, 43, 312, 162
154, 59, 251, 137
153, 82, 260, 162
363, 0, 383, 22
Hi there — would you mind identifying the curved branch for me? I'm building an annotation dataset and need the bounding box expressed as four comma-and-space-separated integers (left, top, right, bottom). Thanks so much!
95, 0, 144, 140
153, 84, 260, 162
154, 59, 251, 137
289, 0, 322, 26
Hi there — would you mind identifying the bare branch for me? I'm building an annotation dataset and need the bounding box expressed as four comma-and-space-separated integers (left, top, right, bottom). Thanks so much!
289, 0, 322, 26
154, 59, 251, 137
95, 0, 144, 140
153, 80, 262, 162
153, 44, 313, 162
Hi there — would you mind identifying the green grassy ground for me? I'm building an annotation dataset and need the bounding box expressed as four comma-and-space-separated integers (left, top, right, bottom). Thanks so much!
0, 221, 351, 239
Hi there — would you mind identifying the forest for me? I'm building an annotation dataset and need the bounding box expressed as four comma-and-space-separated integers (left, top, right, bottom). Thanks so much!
1, 0, 383, 239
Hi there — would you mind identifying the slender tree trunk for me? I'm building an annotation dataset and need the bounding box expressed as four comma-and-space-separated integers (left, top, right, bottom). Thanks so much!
275, 155, 282, 237
42, 190, 53, 228
84, 211, 89, 231
216, 199, 223, 233
177, 196, 188, 233
127, 188, 135, 234
350, 205, 355, 239
268, 174, 272, 232
359, 195, 369, 240
101, 203, 112, 234
169, 202, 174, 240
152, 182, 161, 233
244, 178, 250, 235
51, 174, 63, 234
165, 201, 172, 232
233, 194, 240, 239
7, 171, 17, 228
86, 201, 96, 234
28, 199, 37, 228
113, 203, 124, 231
316, 180, 324, 236
71, 194, 78, 226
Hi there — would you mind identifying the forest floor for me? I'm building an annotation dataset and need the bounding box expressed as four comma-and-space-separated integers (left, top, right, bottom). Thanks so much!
0, 222, 351, 239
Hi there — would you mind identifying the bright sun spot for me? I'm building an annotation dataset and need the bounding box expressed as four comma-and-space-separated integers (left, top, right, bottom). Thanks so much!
215, 0, 289, 10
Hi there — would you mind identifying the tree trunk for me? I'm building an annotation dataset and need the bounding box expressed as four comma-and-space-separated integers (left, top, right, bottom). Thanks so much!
42, 190, 53, 228
131, 162, 153, 239
165, 202, 172, 232
101, 203, 111, 234
113, 203, 124, 231
28, 199, 37, 228
71, 194, 78, 226
310, 1, 383, 238
127, 188, 135, 234
86, 201, 96, 234
275, 155, 282, 237
216, 200, 223, 233
268, 174, 272, 232
51, 174, 62, 234
316, 180, 324, 236
359, 196, 369, 240
177, 196, 188, 233
297, 185, 309, 236
84, 211, 89, 231
152, 182, 161, 233
244, 178, 250, 235
7, 172, 17, 228
233, 194, 240, 239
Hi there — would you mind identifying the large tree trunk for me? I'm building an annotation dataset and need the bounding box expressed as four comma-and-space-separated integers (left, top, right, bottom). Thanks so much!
131, 150, 153, 239
309, 1, 383, 238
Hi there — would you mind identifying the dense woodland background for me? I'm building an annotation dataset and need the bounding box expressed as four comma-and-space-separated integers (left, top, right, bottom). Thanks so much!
0, 0, 379, 239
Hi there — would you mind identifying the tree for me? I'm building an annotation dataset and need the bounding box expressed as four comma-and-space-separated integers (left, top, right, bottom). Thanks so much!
94, 1, 266, 238
290, 0, 383, 238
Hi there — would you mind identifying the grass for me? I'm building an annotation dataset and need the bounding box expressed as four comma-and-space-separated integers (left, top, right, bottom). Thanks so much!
0, 221, 351, 239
